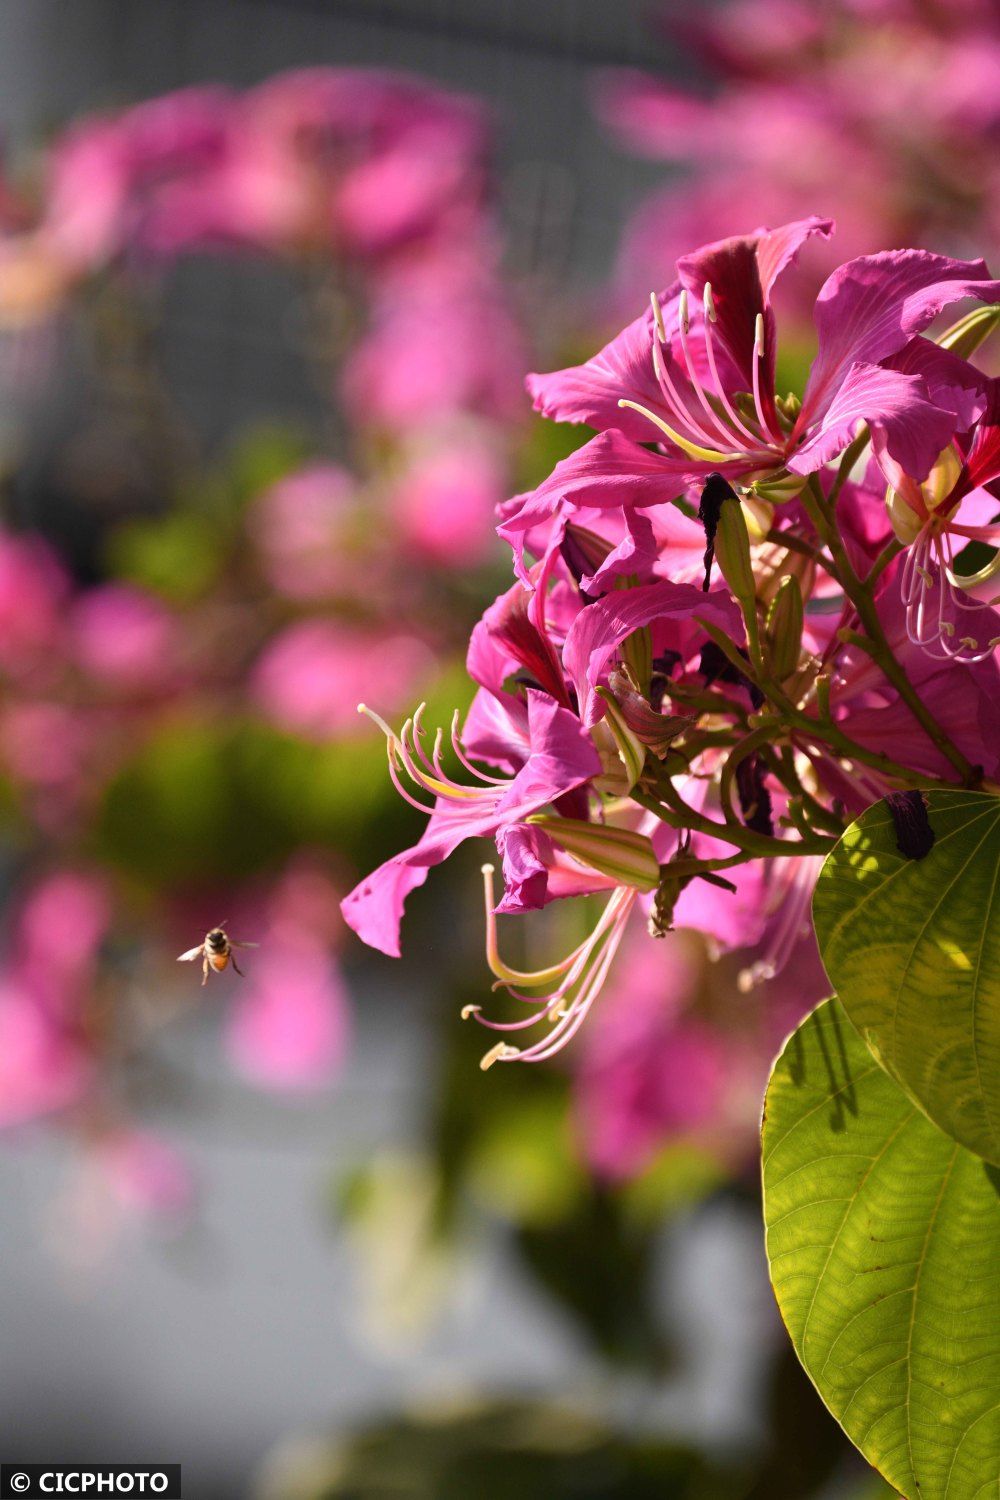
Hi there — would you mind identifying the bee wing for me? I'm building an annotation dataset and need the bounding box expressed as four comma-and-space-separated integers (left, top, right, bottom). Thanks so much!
177, 945, 204, 962
230, 941, 259, 949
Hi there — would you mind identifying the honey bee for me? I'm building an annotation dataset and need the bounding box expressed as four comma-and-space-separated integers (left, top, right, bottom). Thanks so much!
177, 925, 258, 986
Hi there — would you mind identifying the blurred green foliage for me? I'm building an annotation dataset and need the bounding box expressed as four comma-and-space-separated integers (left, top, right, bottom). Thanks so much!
258, 1401, 733, 1500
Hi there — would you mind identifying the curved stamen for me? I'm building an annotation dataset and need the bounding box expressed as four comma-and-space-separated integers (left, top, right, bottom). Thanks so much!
617, 398, 743, 465
752, 314, 781, 444
676, 290, 746, 450
651, 336, 727, 452
476, 883, 636, 1067
450, 710, 508, 785
701, 285, 769, 448
481, 864, 584, 987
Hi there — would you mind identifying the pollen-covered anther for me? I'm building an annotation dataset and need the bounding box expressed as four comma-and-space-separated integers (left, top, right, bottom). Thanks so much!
461, 1004, 481, 1020
754, 313, 764, 356
480, 1042, 520, 1071
649, 291, 667, 344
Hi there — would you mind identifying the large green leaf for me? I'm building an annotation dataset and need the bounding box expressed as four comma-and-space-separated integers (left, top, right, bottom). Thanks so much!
814, 790, 1000, 1164
763, 998, 1000, 1499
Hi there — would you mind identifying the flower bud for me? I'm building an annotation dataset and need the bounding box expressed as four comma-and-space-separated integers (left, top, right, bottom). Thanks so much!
765, 574, 804, 681
750, 472, 807, 506
595, 687, 646, 789
527, 815, 660, 892
602, 672, 694, 758
714, 492, 757, 610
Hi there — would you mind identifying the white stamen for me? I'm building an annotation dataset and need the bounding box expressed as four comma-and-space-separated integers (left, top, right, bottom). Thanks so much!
678, 288, 690, 335
703, 282, 717, 323
480, 1042, 519, 1071
649, 291, 667, 344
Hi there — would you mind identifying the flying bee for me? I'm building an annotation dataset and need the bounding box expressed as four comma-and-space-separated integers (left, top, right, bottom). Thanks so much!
177, 924, 258, 986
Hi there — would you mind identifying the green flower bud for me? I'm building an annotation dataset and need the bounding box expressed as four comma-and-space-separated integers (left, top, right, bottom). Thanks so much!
527, 815, 660, 892
765, 574, 804, 681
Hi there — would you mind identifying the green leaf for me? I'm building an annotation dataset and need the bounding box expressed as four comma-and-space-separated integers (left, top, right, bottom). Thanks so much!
763, 998, 1000, 1500
814, 790, 1000, 1164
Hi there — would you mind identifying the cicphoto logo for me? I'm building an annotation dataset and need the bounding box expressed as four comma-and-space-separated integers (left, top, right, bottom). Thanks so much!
1, 1469, 181, 1499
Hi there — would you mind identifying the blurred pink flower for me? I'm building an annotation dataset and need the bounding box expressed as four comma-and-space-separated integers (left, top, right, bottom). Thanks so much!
252, 619, 435, 739
574, 934, 727, 1180
342, 258, 527, 429
0, 869, 109, 1129
0, 701, 99, 827
40, 87, 231, 272
251, 463, 359, 601
226, 860, 350, 1091
94, 1129, 195, 1222
227, 944, 350, 1091
388, 432, 505, 567
71, 583, 178, 690
0, 532, 69, 682
0, 980, 92, 1128
18, 869, 111, 989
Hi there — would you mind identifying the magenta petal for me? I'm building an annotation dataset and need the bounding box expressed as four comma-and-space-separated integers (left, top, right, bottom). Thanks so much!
562, 579, 743, 725
883, 337, 987, 432
789, 361, 962, 481
341, 693, 599, 957
676, 215, 833, 391
581, 509, 659, 594
526, 292, 677, 438
803, 250, 1000, 423
498, 431, 693, 572
965, 379, 1000, 492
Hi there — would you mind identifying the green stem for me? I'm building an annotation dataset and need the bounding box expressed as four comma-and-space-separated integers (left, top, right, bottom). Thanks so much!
802, 474, 976, 784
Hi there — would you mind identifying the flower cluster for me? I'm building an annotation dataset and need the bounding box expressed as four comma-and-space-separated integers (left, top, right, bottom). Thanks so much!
0, 70, 529, 1244
597, 0, 1000, 307
345, 217, 1000, 1080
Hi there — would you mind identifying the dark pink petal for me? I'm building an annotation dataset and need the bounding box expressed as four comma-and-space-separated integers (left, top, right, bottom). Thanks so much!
498, 431, 695, 573
495, 822, 617, 913
579, 509, 658, 594
802, 250, 1000, 423
964, 379, 1000, 492
562, 579, 743, 725
789, 361, 963, 481
478, 578, 571, 706
676, 216, 833, 395
883, 337, 987, 433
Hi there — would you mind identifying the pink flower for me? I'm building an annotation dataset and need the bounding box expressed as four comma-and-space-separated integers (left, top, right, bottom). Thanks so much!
521, 222, 998, 528
387, 432, 506, 567
251, 464, 359, 602
0, 981, 92, 1128
252, 620, 435, 739
226, 860, 350, 1091
0, 870, 110, 1129
341, 262, 527, 430
0, 532, 69, 682
71, 584, 178, 690
342, 689, 602, 959
94, 1129, 195, 1221
227, 945, 349, 1091
574, 935, 726, 1180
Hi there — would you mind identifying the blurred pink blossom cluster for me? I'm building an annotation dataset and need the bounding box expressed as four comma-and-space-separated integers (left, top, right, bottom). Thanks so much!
0, 69, 533, 1244
0, 69, 527, 568
597, 0, 1000, 309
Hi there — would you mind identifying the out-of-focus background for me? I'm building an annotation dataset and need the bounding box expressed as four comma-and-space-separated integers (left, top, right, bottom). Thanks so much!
1, 1, 994, 1495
